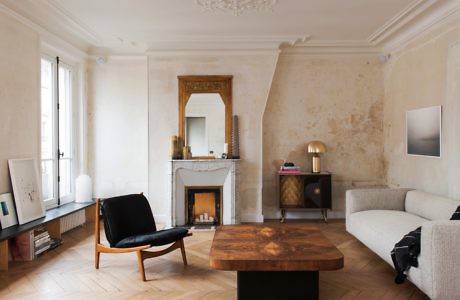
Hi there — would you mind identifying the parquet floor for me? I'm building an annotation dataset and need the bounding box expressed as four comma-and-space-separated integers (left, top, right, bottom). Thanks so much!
0, 220, 427, 300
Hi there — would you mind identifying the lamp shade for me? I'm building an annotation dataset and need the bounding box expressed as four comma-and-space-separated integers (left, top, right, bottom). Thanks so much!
307, 141, 327, 153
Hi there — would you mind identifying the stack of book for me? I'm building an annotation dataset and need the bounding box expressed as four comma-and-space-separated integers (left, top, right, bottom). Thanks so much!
279, 162, 302, 175
34, 226, 51, 257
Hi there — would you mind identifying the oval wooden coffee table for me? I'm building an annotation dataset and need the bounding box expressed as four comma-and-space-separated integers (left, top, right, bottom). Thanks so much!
209, 224, 344, 300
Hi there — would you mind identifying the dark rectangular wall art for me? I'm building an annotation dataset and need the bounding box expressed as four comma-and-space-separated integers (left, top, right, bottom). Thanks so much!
406, 106, 441, 157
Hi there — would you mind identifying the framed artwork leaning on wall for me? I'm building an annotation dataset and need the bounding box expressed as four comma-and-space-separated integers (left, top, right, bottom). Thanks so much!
8, 158, 45, 225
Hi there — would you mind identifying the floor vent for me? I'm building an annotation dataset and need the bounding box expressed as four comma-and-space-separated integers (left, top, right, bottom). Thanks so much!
60, 210, 86, 234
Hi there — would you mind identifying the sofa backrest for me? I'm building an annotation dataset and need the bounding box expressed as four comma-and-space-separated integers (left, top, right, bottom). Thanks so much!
405, 190, 460, 221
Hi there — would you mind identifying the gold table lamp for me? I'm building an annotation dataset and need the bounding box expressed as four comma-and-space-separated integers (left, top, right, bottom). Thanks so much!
307, 141, 327, 173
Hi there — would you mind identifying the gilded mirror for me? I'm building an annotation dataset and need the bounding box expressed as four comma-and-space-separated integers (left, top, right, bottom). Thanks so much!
178, 75, 233, 158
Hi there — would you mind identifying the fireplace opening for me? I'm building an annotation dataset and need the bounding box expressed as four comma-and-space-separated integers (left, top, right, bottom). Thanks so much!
186, 187, 222, 226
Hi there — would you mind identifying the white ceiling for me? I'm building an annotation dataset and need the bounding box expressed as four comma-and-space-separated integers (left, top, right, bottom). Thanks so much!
0, 0, 454, 53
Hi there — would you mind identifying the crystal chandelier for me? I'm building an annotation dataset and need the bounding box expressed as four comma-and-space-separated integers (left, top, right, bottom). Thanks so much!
195, 0, 277, 16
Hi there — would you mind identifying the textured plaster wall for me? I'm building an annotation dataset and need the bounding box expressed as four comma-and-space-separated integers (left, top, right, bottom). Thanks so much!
87, 57, 149, 198
0, 11, 40, 194
148, 53, 278, 223
383, 14, 460, 198
263, 55, 385, 218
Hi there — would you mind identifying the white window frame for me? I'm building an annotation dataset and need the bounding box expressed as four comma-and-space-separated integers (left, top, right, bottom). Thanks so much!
40, 54, 78, 209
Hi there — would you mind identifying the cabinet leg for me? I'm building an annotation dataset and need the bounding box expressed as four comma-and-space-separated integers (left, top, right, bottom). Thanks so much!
0, 240, 8, 271
280, 209, 285, 223
321, 209, 328, 223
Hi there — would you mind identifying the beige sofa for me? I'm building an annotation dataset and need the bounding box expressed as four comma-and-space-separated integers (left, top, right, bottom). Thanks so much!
346, 188, 460, 300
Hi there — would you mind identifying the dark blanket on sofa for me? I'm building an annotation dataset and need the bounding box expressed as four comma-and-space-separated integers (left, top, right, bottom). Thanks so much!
391, 205, 460, 284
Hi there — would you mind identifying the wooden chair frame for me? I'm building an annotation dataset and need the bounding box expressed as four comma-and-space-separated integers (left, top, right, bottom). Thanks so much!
94, 197, 192, 281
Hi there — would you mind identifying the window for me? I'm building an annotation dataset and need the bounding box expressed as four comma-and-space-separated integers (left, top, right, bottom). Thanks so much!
41, 57, 75, 208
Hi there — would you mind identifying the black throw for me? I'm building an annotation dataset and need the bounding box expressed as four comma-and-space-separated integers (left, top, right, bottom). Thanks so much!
391, 205, 460, 284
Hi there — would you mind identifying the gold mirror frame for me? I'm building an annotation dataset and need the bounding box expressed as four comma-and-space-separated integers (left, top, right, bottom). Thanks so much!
178, 75, 233, 158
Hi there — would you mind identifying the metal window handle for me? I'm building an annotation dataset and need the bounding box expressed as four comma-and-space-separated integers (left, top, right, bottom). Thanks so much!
58, 151, 64, 158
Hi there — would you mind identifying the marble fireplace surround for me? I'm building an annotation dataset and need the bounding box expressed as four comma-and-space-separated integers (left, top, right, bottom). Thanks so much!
168, 159, 239, 227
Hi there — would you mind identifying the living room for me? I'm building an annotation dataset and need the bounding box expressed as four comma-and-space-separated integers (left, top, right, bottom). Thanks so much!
1, 0, 459, 299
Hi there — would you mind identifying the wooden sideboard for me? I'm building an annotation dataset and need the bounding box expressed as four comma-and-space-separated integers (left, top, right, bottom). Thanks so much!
279, 172, 331, 222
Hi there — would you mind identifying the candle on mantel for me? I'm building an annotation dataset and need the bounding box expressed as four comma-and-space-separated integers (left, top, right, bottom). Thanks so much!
224, 143, 228, 154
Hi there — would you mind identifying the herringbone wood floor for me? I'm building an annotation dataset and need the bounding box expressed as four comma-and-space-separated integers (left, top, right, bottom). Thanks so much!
0, 220, 427, 300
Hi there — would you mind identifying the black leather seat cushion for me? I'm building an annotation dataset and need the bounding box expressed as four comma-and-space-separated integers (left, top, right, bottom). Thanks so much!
115, 227, 189, 248
101, 194, 157, 247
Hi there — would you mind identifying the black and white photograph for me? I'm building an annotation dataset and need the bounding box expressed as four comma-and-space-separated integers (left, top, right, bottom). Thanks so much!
407, 106, 441, 157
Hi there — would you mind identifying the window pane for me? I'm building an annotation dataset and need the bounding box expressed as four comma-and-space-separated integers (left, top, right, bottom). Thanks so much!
42, 160, 54, 201
59, 66, 72, 159
41, 59, 54, 160
58, 66, 73, 199
59, 159, 72, 197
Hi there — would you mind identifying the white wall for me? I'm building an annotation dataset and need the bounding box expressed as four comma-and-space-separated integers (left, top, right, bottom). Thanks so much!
148, 52, 278, 224
87, 57, 149, 198
0, 10, 40, 194
383, 13, 460, 199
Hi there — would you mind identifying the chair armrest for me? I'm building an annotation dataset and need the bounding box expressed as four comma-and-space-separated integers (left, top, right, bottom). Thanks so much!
419, 221, 460, 299
345, 188, 411, 217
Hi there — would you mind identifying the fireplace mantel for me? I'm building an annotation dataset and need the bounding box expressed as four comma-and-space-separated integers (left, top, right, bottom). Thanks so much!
168, 159, 240, 227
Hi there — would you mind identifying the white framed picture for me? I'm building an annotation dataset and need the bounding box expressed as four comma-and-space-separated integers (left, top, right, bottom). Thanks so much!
0, 193, 18, 229
8, 158, 45, 225
407, 106, 442, 157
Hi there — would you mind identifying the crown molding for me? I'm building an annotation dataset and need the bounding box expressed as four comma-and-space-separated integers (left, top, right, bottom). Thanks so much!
367, 0, 436, 46
2, 0, 458, 56
43, 0, 101, 44
145, 35, 309, 52
281, 40, 381, 55
0, 2, 88, 62
380, 0, 460, 53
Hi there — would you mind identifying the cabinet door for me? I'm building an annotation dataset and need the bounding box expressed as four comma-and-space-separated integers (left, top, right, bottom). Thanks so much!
280, 176, 303, 208
304, 175, 331, 209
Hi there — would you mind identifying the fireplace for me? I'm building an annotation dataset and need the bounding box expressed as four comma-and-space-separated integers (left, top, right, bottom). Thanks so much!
185, 186, 222, 226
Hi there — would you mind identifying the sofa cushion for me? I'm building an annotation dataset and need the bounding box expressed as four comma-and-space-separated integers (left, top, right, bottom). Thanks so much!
347, 210, 428, 265
405, 190, 460, 221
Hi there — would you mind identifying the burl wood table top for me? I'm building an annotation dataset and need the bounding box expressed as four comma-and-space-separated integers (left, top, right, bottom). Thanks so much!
209, 224, 344, 271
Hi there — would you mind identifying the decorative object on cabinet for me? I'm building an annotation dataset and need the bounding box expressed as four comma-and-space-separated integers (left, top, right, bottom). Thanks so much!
75, 175, 93, 203
279, 172, 331, 222
307, 141, 327, 173
406, 106, 441, 157
170, 135, 182, 159
8, 159, 45, 225
0, 193, 18, 229
232, 115, 240, 159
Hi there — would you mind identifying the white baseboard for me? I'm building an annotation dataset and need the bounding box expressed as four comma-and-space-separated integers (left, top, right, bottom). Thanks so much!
154, 214, 171, 228
240, 213, 264, 223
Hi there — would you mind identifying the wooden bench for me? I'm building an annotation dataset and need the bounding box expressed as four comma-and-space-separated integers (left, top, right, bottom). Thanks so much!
0, 201, 96, 271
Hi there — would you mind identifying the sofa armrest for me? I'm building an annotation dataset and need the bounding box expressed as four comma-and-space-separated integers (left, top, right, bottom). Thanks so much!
345, 188, 411, 218
419, 221, 460, 299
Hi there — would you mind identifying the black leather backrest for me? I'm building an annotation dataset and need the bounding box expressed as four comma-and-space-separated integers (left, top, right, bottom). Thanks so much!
101, 194, 156, 247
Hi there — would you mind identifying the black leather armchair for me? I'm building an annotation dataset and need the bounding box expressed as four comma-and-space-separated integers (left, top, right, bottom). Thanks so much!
94, 193, 191, 281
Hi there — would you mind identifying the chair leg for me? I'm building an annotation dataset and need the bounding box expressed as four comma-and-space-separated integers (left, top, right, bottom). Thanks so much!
180, 239, 188, 266
95, 248, 100, 269
137, 250, 146, 281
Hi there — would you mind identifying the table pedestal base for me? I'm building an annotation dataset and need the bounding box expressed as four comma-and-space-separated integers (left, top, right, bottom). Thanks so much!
237, 271, 319, 300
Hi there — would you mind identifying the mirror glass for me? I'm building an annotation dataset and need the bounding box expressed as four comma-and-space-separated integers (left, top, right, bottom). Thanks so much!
185, 93, 225, 157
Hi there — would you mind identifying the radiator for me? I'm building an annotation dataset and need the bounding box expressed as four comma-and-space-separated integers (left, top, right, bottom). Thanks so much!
60, 210, 86, 234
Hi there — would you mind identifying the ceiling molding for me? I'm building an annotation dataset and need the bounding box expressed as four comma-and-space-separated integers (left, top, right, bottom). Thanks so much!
43, 0, 101, 44
281, 40, 381, 55
380, 0, 460, 53
367, 0, 435, 46
2, 0, 459, 56
143, 35, 309, 52
0, 2, 87, 61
